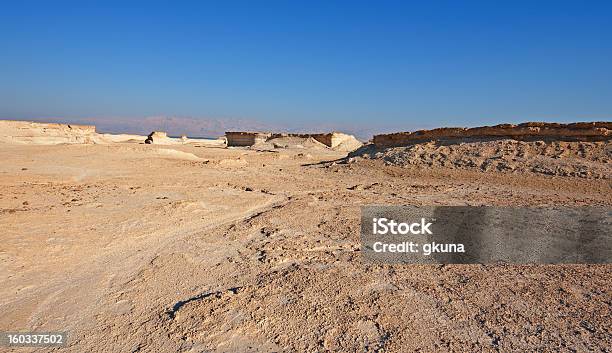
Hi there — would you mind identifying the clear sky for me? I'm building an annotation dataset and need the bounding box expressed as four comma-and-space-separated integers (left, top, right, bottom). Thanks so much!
1, 0, 611, 129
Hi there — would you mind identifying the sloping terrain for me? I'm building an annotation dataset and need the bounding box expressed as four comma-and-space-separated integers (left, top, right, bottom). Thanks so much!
351, 139, 611, 179
0, 142, 610, 352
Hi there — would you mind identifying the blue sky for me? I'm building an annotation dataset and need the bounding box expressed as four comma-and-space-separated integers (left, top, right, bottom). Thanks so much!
1, 0, 611, 129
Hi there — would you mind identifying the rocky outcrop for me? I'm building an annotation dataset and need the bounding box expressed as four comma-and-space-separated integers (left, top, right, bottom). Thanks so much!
145, 131, 170, 144
226, 132, 272, 147
320, 132, 363, 151
0, 120, 230, 146
144, 131, 226, 146
373, 122, 611, 147
305, 132, 363, 151
0, 120, 154, 145
353, 139, 611, 179
226, 131, 362, 151
0, 120, 101, 144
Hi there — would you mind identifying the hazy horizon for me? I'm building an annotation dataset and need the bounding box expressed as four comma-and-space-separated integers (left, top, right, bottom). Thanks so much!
5, 115, 611, 141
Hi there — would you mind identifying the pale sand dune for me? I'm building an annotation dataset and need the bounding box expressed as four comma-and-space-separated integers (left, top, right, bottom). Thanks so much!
151, 148, 205, 161
98, 133, 148, 143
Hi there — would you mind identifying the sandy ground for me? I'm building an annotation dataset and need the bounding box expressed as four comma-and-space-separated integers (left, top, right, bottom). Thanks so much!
0, 143, 610, 352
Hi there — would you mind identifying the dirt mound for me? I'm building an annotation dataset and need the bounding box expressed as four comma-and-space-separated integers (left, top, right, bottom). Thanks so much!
351, 139, 611, 179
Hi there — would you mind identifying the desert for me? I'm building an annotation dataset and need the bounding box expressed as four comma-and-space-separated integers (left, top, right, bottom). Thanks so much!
3, 2, 611, 351
0, 119, 610, 352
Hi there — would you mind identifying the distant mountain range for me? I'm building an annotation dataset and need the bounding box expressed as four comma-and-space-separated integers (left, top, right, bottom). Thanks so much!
16, 116, 416, 141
